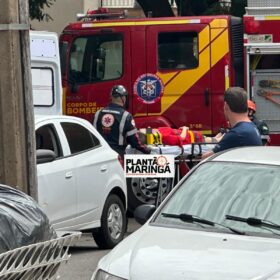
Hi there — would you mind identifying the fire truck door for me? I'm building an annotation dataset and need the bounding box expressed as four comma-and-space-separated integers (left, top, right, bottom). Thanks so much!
145, 23, 212, 132
66, 28, 131, 123
130, 28, 148, 120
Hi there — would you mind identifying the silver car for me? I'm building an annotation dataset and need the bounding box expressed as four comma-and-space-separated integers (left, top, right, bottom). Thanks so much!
93, 146, 280, 279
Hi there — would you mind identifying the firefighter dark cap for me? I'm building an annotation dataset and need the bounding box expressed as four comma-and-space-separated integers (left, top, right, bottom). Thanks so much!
111, 85, 128, 97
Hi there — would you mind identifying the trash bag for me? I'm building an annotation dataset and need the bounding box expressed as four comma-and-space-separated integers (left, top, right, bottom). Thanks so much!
0, 184, 57, 254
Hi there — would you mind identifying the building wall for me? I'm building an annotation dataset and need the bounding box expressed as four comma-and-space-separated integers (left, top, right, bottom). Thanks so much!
31, 0, 98, 35
30, 0, 176, 35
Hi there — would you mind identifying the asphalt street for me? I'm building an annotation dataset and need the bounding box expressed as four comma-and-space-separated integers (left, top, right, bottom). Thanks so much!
58, 218, 141, 280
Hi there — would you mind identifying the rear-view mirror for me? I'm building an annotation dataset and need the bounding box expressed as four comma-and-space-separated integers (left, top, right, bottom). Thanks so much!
134, 204, 156, 225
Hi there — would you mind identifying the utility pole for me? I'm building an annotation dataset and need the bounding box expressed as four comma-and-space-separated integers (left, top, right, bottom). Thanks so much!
0, 0, 37, 199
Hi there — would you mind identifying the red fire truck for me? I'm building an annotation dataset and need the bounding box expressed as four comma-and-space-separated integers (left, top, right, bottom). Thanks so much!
243, 1, 280, 145
59, 1, 280, 145
59, 1, 280, 211
60, 12, 242, 135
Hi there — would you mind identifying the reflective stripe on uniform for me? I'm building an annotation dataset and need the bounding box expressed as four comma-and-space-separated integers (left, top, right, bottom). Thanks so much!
127, 128, 137, 137
102, 109, 121, 114
93, 110, 101, 128
119, 111, 129, 145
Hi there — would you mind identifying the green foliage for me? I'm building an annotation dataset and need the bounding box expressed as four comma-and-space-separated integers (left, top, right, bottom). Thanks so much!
230, 0, 247, 17
29, 0, 56, 21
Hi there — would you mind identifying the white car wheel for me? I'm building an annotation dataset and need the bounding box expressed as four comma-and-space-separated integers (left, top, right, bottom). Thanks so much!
93, 194, 126, 249
107, 203, 123, 240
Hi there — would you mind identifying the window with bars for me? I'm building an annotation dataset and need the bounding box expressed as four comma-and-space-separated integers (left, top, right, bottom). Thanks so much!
101, 0, 135, 8
101, 0, 177, 8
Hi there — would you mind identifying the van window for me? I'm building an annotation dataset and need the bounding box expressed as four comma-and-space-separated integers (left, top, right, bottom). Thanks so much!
158, 32, 198, 70
69, 34, 123, 84
61, 122, 100, 154
32, 67, 54, 106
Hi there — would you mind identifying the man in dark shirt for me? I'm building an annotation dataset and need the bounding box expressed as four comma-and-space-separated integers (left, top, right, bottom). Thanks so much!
202, 87, 262, 159
93, 85, 150, 159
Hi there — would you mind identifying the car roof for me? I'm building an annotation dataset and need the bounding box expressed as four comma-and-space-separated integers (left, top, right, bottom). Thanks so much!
211, 146, 280, 166
35, 114, 89, 123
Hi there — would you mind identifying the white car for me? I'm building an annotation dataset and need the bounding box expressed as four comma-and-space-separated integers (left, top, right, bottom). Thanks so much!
35, 115, 127, 249
93, 146, 280, 279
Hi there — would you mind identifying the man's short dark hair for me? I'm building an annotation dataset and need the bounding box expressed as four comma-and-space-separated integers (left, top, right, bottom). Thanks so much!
224, 87, 248, 113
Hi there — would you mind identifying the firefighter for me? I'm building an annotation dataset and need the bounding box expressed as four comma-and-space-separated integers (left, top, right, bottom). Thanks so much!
93, 85, 150, 159
247, 99, 270, 145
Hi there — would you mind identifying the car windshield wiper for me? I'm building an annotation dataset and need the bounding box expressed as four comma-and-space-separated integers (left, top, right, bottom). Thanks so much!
226, 215, 280, 232
162, 213, 245, 235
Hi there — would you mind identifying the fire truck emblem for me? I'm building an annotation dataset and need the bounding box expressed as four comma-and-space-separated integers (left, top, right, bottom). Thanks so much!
134, 73, 164, 104
101, 114, 114, 127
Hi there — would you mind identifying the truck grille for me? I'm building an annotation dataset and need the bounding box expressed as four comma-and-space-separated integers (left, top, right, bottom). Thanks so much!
231, 17, 244, 87
231, 22, 243, 59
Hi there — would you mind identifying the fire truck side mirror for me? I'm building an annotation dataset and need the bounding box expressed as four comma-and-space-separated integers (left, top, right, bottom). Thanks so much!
94, 48, 106, 80
96, 59, 105, 80
70, 82, 79, 94
59, 41, 68, 76
97, 47, 106, 59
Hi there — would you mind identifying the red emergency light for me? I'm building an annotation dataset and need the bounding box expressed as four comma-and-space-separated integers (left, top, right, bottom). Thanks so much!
87, 8, 109, 15
244, 16, 260, 34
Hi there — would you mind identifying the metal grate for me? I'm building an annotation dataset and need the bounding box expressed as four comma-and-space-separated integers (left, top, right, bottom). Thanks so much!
231, 22, 243, 60
101, 0, 135, 8
248, 0, 280, 7
101, 0, 177, 8
246, 7, 280, 15
0, 232, 81, 280
247, 0, 280, 15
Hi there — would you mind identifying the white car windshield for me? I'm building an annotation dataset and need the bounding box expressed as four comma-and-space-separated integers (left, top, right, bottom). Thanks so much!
155, 161, 280, 237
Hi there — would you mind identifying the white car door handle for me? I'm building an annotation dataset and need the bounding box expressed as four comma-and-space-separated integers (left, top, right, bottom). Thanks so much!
100, 165, 107, 172
65, 171, 73, 179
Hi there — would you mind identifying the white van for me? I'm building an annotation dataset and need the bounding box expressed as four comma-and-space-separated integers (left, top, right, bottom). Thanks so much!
30, 31, 62, 115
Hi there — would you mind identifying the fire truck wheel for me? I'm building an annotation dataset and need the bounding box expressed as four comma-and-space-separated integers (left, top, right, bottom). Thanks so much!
127, 177, 173, 214
92, 194, 126, 249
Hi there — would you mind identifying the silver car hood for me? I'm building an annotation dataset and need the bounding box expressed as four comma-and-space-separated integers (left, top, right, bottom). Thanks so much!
98, 224, 280, 280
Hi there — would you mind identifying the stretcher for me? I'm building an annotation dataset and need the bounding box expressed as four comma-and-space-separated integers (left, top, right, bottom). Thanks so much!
152, 143, 215, 207
126, 143, 215, 208
148, 143, 214, 156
